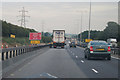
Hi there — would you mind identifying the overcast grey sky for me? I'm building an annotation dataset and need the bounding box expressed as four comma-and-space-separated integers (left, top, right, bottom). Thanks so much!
1, 1, 118, 34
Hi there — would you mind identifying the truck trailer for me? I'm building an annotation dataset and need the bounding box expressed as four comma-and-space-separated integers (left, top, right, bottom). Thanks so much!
53, 30, 65, 48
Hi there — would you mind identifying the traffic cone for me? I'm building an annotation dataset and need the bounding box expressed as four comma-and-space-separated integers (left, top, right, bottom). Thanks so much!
6, 45, 8, 48
1, 45, 3, 49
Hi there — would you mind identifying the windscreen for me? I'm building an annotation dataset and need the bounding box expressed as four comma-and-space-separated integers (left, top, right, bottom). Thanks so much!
91, 42, 108, 45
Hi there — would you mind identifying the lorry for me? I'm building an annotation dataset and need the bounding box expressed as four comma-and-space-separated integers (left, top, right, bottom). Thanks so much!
53, 30, 65, 48
107, 38, 117, 48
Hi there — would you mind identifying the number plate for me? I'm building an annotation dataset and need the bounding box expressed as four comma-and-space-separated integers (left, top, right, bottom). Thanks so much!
96, 49, 104, 51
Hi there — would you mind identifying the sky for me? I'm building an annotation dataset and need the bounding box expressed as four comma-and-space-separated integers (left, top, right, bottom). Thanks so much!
0, 1, 119, 34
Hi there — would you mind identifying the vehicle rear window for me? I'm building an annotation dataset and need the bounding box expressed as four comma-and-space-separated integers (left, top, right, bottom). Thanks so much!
71, 42, 75, 44
91, 42, 108, 45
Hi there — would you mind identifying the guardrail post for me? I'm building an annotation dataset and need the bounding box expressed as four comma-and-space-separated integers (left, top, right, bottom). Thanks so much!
19, 49, 20, 55
6, 52, 8, 59
2, 52, 4, 61
21, 49, 23, 54
13, 50, 15, 57
16, 50, 18, 56
10, 51, 12, 58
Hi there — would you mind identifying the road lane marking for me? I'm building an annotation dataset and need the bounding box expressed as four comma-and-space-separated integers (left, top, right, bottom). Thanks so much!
92, 69, 98, 74
28, 62, 31, 64
111, 56, 120, 60
10, 74, 14, 76
76, 56, 78, 58
46, 73, 58, 78
18, 69, 22, 71
81, 60, 84, 63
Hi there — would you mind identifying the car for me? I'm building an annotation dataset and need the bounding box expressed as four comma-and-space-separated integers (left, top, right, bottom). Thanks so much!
84, 40, 111, 60
69, 42, 76, 48
81, 42, 88, 48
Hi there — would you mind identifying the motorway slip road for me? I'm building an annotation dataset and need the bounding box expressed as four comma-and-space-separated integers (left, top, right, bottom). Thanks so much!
5, 46, 119, 78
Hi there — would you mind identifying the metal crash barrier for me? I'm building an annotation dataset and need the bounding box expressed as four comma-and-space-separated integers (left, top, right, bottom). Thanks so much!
1, 45, 48, 61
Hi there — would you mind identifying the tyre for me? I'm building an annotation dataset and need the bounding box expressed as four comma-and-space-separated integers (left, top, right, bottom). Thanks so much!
87, 55, 91, 60
107, 56, 111, 60
84, 55, 87, 58
61, 47, 64, 48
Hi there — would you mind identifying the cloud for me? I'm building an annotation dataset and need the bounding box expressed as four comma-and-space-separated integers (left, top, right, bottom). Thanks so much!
1, 2, 118, 34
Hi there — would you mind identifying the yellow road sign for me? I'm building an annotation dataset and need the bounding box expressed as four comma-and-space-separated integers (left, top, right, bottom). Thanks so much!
10, 34, 15, 38
85, 39, 93, 43
30, 41, 40, 44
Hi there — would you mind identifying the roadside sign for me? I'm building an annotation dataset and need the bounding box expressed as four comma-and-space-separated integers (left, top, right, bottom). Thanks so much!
10, 34, 15, 38
85, 39, 93, 43
29, 33, 41, 40
30, 40, 40, 44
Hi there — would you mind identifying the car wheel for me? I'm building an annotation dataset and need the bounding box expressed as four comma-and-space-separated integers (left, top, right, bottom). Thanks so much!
107, 56, 111, 60
84, 55, 87, 58
87, 55, 91, 60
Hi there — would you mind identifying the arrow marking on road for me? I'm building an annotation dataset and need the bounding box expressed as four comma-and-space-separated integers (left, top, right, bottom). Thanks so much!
92, 69, 98, 74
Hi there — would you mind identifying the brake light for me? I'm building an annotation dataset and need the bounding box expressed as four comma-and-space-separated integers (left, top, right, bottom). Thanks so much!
53, 41, 56, 43
108, 46, 111, 52
90, 46, 93, 51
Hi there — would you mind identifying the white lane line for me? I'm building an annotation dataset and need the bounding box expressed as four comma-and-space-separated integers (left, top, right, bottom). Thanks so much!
111, 56, 120, 60
28, 62, 31, 64
81, 60, 84, 63
10, 74, 15, 76
46, 73, 58, 78
92, 69, 99, 74
76, 56, 78, 58
18, 69, 22, 71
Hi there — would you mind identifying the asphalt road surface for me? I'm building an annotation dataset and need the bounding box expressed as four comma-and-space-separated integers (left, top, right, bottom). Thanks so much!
6, 45, 119, 78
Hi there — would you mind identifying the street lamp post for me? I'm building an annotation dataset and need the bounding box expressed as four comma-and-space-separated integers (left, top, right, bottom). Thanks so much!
80, 12, 83, 45
88, 0, 91, 39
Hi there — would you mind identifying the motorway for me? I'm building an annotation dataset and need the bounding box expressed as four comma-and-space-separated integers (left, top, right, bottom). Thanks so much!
5, 45, 119, 78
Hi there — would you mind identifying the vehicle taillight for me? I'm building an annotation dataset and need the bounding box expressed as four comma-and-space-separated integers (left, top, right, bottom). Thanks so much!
108, 46, 111, 52
90, 46, 93, 51
53, 41, 56, 43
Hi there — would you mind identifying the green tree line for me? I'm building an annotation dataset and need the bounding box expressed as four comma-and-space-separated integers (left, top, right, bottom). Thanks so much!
78, 21, 120, 42
2, 20, 52, 45
2, 21, 37, 37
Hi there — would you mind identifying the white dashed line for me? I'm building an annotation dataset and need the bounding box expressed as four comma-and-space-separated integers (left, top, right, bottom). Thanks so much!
92, 69, 99, 74
81, 60, 84, 63
18, 69, 22, 71
76, 56, 78, 58
28, 62, 31, 64
46, 73, 58, 78
10, 74, 15, 76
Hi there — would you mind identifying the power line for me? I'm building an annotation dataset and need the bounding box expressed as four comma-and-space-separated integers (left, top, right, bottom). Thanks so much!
17, 7, 30, 28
